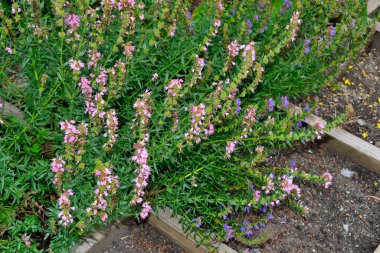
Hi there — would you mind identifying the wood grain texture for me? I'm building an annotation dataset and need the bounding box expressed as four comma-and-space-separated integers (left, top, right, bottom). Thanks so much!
148, 208, 237, 253
286, 103, 380, 175
368, 0, 380, 16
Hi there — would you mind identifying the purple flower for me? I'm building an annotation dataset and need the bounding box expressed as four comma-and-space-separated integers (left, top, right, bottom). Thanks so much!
329, 25, 336, 39
254, 225, 259, 230
305, 105, 310, 111
192, 217, 202, 228
262, 204, 268, 213
304, 39, 311, 54
235, 98, 242, 114
281, 96, 289, 108
223, 224, 234, 241
247, 19, 253, 34
246, 229, 253, 237
290, 160, 296, 168
268, 213, 274, 220
250, 184, 255, 191
260, 223, 266, 227
297, 121, 302, 128
268, 98, 274, 112
283, 0, 292, 9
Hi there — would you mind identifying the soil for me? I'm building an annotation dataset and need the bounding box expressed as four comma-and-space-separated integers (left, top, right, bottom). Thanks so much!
229, 142, 380, 253
102, 141, 379, 253
103, 219, 186, 253
302, 33, 380, 147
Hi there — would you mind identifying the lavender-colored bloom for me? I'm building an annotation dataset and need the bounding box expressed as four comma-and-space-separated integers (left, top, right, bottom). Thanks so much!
260, 25, 267, 34
297, 121, 302, 128
283, 0, 292, 9
268, 213, 274, 220
254, 225, 259, 230
240, 227, 246, 232
304, 39, 311, 54
305, 105, 310, 111
250, 184, 255, 191
260, 3, 265, 9
255, 14, 260, 21
236, 106, 242, 115
246, 229, 253, 237
329, 25, 336, 39
247, 19, 252, 29
262, 204, 268, 213
290, 160, 296, 167
247, 19, 253, 34
223, 224, 234, 241
244, 207, 250, 214
223, 215, 227, 220
236, 98, 242, 107
268, 98, 274, 112
281, 96, 289, 108
260, 223, 266, 227
231, 9, 236, 15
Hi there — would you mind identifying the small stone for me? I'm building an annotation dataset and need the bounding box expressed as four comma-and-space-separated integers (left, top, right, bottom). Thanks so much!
375, 141, 380, 148
340, 169, 355, 178
356, 119, 366, 126
343, 224, 349, 233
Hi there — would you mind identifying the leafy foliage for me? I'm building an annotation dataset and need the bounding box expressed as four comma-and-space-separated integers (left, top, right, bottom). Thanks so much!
0, 0, 374, 251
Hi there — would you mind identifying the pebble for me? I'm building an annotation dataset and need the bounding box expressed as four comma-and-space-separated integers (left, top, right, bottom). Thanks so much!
375, 141, 380, 148
340, 169, 355, 178
343, 224, 349, 233
356, 119, 366, 126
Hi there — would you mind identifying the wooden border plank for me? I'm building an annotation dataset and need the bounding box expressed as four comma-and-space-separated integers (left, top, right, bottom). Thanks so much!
368, 0, 380, 16
286, 103, 380, 175
148, 208, 237, 253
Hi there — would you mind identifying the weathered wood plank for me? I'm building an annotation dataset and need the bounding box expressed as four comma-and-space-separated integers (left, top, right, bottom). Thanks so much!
148, 208, 237, 253
368, 0, 380, 16
286, 103, 380, 175
73, 224, 126, 253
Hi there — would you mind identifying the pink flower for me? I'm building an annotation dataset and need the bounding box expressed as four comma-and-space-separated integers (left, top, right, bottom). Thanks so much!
214, 19, 221, 27
225, 141, 237, 158
69, 59, 84, 71
228, 40, 239, 58
151, 73, 159, 81
22, 235, 31, 247
65, 14, 81, 34
5, 47, 13, 54
322, 171, 333, 188
140, 202, 151, 219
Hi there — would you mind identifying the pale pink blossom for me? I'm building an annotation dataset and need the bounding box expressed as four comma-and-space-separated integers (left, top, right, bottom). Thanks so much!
5, 47, 13, 54
69, 59, 84, 71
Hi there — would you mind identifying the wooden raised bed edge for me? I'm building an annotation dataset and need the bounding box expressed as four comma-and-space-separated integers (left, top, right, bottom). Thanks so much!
285, 103, 380, 176
148, 208, 236, 253
72, 209, 237, 253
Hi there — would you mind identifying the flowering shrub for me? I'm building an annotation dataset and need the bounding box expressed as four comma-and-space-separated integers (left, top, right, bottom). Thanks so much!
0, 0, 375, 252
